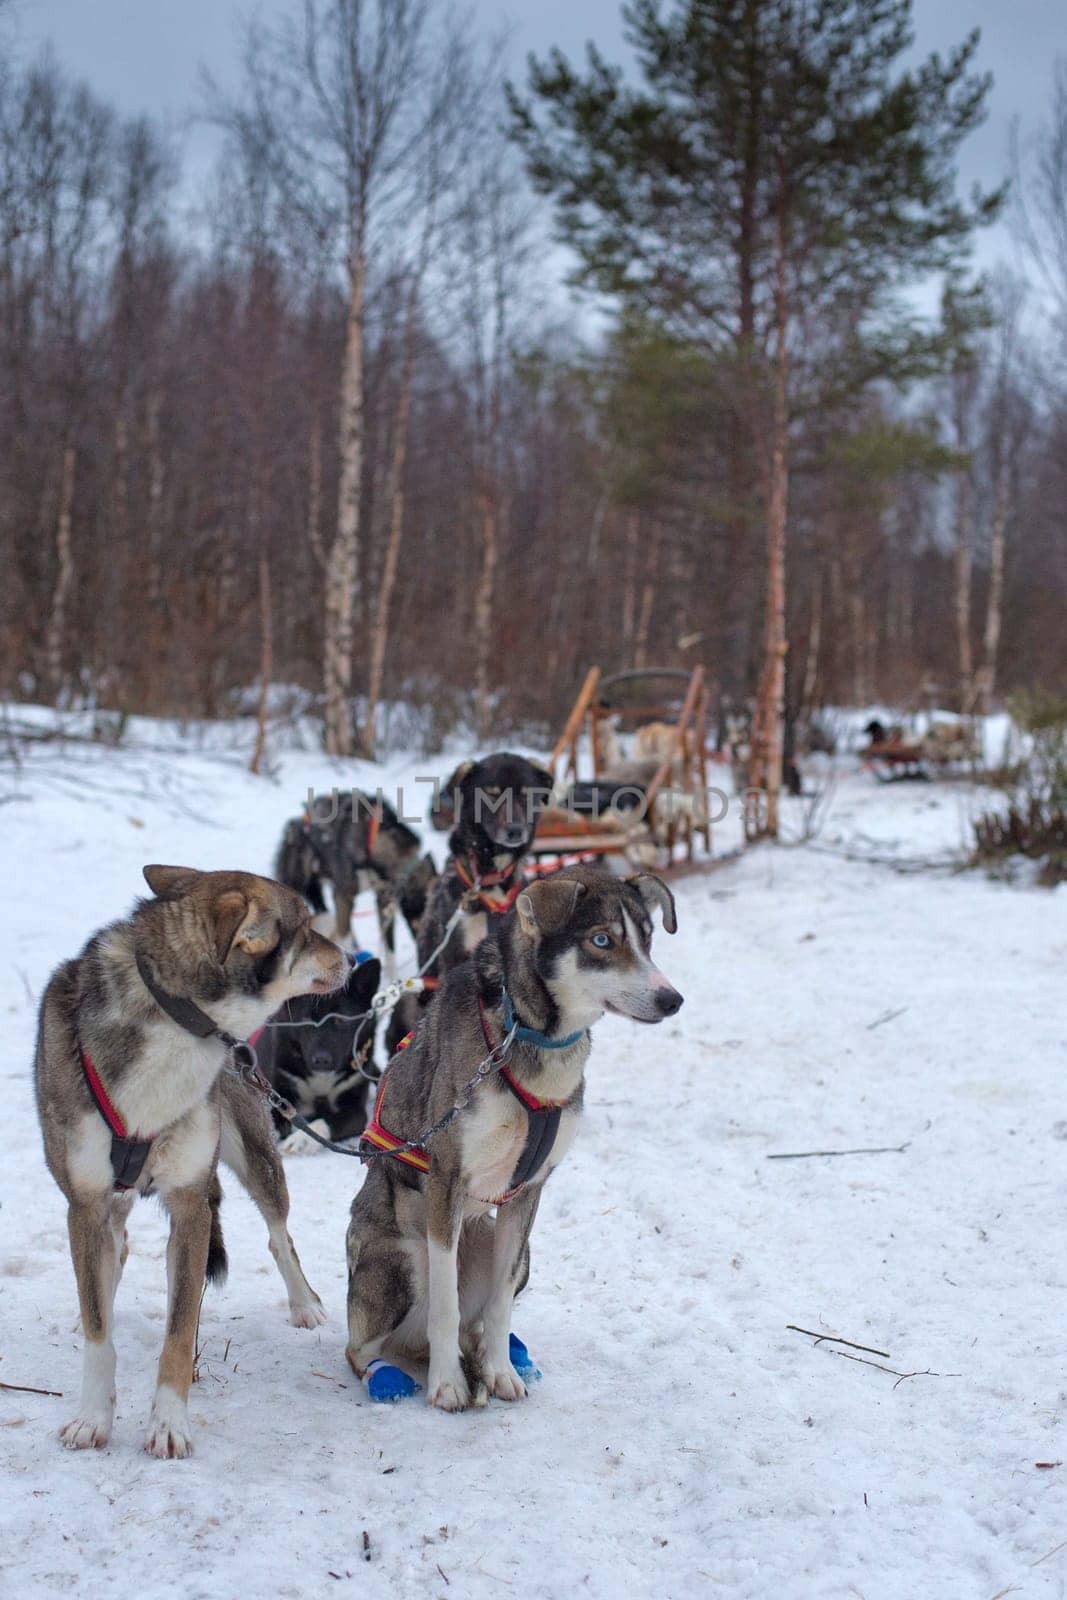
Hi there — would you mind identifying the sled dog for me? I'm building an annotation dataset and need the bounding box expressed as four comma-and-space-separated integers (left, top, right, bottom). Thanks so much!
35, 866, 345, 1457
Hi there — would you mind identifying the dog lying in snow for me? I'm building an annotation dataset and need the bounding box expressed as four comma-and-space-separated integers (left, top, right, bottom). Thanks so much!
346, 865, 683, 1411
257, 951, 382, 1151
34, 866, 346, 1458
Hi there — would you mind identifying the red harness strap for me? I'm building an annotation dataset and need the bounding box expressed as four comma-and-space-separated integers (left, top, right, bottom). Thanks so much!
80, 1045, 155, 1191
454, 856, 524, 915
476, 1000, 572, 1111
367, 806, 381, 857
476, 998, 570, 1199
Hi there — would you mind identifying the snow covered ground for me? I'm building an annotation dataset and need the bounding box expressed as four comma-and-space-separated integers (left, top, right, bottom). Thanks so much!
2, 717, 1065, 1599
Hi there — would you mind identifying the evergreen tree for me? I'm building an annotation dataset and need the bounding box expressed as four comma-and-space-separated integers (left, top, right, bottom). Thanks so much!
509, 0, 1001, 834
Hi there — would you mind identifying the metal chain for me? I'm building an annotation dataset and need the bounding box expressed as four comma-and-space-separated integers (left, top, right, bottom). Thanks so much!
256, 897, 469, 1032
223, 1012, 518, 1164
223, 869, 511, 1161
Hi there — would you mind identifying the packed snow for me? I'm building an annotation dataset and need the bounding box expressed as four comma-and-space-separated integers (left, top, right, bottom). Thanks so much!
1, 714, 1065, 1599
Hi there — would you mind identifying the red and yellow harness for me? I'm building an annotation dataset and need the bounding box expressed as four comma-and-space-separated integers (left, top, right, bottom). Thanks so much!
360, 999, 572, 1201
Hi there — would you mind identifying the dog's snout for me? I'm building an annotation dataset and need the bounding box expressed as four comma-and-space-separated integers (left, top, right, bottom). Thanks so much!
310, 1050, 334, 1074
655, 986, 684, 1017
318, 954, 347, 991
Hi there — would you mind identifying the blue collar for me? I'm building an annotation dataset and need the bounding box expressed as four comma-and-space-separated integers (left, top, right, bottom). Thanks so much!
503, 991, 586, 1051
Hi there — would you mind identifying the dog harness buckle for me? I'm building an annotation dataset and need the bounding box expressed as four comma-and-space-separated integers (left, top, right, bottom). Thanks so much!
230, 1038, 258, 1075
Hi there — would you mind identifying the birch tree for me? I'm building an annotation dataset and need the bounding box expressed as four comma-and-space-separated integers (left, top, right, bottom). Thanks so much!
974, 274, 1031, 714
218, 0, 451, 755
449, 147, 535, 741
359, 25, 495, 756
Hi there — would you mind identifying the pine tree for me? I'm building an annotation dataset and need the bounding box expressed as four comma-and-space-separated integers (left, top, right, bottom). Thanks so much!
509, 0, 1000, 835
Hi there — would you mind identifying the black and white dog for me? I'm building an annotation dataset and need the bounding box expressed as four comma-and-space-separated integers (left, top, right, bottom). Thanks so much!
275, 792, 436, 969
385, 752, 553, 1054
256, 952, 383, 1152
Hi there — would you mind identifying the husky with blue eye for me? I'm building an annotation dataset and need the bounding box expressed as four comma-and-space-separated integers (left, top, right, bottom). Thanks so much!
346, 865, 683, 1412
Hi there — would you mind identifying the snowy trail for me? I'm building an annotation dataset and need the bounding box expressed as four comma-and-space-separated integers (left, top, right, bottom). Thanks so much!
2, 727, 1066, 1598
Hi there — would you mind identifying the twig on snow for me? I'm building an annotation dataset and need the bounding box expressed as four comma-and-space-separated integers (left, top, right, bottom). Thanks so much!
867, 1005, 908, 1030
768, 1141, 910, 1160
0, 1379, 63, 1397
789, 1330, 959, 1388
786, 1325, 891, 1359
1031, 1539, 1067, 1568
832, 1350, 959, 1388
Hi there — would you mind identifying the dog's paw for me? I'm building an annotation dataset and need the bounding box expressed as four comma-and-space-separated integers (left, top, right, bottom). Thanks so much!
289, 1294, 328, 1330
427, 1371, 472, 1412
145, 1388, 193, 1459
278, 1120, 330, 1157
476, 1335, 529, 1402
59, 1412, 111, 1450
485, 1364, 527, 1403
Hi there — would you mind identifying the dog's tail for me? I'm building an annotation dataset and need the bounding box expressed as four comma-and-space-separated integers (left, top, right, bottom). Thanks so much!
206, 1172, 228, 1286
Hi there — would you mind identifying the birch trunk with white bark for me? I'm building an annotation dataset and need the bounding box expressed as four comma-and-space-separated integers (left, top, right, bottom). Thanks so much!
362, 288, 417, 757
800, 574, 822, 721
747, 183, 790, 841
974, 460, 1009, 714
250, 553, 273, 775
146, 389, 165, 609
45, 445, 76, 699
474, 482, 501, 741
323, 252, 365, 757
307, 413, 325, 572
953, 472, 974, 711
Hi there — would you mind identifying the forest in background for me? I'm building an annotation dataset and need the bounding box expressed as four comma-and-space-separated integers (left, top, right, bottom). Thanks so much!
2, 0, 1067, 818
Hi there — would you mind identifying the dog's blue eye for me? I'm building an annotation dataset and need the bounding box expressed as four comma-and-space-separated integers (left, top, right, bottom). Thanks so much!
590, 933, 611, 949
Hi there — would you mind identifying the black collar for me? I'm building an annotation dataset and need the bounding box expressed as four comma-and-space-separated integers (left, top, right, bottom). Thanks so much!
135, 953, 257, 1072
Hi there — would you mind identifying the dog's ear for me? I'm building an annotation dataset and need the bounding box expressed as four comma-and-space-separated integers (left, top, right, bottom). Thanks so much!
627, 872, 677, 934
526, 763, 555, 804
430, 761, 473, 832
517, 876, 584, 938
213, 892, 280, 964
143, 864, 202, 900
348, 955, 382, 1002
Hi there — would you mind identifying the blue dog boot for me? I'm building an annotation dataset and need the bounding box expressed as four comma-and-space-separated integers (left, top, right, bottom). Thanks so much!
365, 1360, 420, 1402
509, 1333, 542, 1383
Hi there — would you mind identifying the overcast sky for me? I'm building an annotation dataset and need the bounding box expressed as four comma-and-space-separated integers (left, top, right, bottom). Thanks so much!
7, 0, 1063, 284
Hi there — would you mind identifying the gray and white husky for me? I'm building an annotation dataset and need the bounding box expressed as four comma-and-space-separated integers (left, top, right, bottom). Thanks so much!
34, 865, 346, 1458
346, 865, 683, 1411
